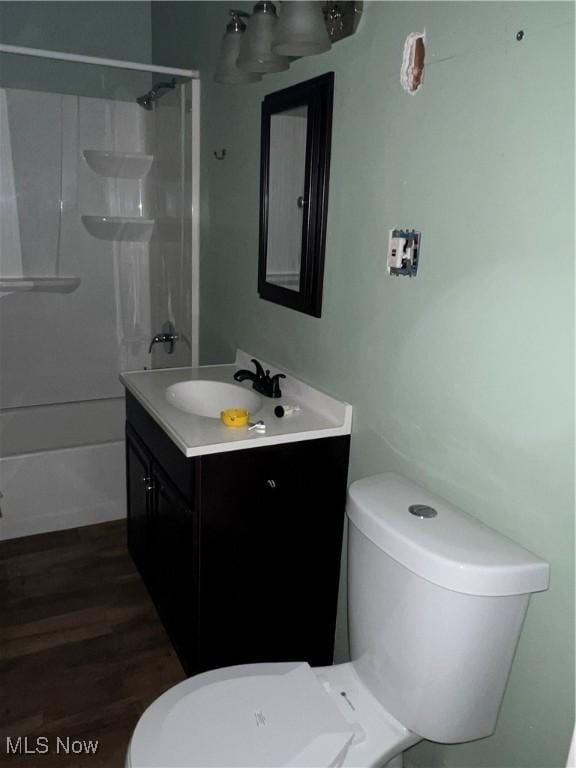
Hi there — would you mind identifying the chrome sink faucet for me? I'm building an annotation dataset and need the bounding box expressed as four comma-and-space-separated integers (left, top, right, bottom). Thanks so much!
234, 358, 286, 399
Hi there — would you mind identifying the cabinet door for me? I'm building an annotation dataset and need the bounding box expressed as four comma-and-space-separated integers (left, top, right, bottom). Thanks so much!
125, 425, 152, 578
198, 437, 349, 671
149, 463, 198, 674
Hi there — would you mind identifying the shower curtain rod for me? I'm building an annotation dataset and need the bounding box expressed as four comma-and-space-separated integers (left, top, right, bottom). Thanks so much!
0, 44, 199, 79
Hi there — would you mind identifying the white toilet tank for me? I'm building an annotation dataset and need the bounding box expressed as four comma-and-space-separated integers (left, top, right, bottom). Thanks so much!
347, 473, 549, 744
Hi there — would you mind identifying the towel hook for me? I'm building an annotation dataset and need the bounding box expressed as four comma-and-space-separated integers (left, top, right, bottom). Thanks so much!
214, 148, 227, 160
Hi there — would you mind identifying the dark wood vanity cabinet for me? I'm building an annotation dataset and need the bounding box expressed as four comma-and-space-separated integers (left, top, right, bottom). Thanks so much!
125, 392, 350, 676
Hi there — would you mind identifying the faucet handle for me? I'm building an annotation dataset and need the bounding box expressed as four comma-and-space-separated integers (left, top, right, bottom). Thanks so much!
148, 334, 162, 353
269, 372, 286, 398
251, 358, 266, 379
149, 331, 179, 354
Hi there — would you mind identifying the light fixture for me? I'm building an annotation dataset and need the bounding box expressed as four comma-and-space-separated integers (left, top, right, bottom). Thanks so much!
214, 3, 363, 84
322, 2, 363, 43
214, 10, 263, 84
237, 2, 290, 74
272, 1, 331, 57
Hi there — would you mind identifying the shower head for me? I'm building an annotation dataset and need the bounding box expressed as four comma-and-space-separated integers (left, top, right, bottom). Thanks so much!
136, 79, 176, 111
137, 93, 154, 111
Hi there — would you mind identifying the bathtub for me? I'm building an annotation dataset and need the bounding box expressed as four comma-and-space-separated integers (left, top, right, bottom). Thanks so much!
0, 397, 126, 540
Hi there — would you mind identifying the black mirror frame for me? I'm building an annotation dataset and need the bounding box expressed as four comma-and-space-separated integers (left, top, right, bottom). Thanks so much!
258, 72, 334, 318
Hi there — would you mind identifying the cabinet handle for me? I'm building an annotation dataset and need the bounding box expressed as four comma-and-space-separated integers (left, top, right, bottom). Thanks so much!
142, 476, 155, 492
266, 479, 276, 489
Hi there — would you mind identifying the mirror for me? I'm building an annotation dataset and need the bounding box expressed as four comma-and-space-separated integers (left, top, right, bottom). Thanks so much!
258, 73, 334, 317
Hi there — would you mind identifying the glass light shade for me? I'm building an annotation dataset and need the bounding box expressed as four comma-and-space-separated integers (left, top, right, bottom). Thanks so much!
215, 28, 263, 84
237, 4, 290, 74
272, 1, 331, 57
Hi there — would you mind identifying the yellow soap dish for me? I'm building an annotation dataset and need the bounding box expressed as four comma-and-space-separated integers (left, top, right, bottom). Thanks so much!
221, 408, 250, 427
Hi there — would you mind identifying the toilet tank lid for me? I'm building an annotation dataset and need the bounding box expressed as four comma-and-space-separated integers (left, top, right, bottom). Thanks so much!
347, 473, 550, 597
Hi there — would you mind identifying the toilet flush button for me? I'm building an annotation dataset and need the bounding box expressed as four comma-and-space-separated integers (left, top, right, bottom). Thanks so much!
409, 504, 437, 518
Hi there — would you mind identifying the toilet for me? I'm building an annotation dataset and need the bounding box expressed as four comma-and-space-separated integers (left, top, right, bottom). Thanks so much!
126, 472, 549, 768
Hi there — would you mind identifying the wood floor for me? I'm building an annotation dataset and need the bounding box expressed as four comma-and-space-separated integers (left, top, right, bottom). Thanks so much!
0, 520, 185, 767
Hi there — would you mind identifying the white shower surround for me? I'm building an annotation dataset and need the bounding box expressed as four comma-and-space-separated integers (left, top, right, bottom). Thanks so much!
1, 88, 157, 375
0, 68, 199, 540
0, 89, 23, 284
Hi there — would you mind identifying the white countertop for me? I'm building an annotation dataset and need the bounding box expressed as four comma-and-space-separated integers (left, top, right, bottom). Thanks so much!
120, 350, 352, 458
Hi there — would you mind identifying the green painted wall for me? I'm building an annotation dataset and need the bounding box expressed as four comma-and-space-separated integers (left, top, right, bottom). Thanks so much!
0, 1, 153, 98
0, 1, 152, 60
153, 2, 574, 767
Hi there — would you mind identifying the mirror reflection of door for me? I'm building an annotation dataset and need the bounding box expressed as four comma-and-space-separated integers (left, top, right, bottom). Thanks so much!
265, 105, 308, 292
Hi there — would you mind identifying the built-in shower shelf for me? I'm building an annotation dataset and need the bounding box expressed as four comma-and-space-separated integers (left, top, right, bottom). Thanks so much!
81, 215, 155, 243
0, 277, 81, 293
83, 150, 154, 179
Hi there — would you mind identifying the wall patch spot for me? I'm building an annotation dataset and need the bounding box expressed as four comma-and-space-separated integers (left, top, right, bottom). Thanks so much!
400, 32, 426, 94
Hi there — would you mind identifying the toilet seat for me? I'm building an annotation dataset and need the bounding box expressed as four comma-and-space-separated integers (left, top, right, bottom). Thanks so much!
127, 662, 355, 768
126, 661, 419, 768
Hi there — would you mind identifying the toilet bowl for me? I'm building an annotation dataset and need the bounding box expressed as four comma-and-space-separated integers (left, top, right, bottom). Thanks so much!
125, 661, 418, 768
126, 472, 550, 768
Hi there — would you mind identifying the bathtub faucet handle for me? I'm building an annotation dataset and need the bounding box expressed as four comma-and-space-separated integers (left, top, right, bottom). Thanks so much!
148, 331, 179, 354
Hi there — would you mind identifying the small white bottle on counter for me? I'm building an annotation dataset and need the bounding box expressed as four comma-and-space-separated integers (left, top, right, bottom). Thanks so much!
274, 404, 302, 418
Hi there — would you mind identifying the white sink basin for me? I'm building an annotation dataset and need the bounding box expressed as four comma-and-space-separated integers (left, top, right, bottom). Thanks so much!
165, 380, 262, 419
